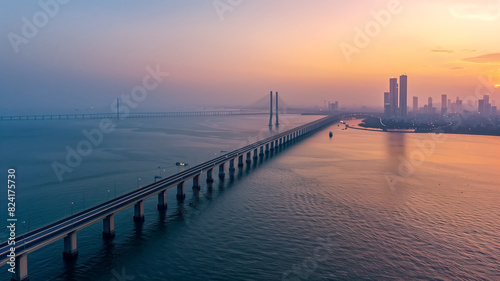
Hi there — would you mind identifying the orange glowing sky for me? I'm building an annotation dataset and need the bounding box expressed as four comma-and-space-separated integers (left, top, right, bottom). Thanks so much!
1, 0, 499, 113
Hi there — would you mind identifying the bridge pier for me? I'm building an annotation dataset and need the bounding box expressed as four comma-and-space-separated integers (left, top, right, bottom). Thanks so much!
177, 182, 186, 200
133, 201, 144, 222
259, 146, 264, 156
229, 159, 235, 175
206, 169, 214, 183
62, 231, 78, 261
218, 163, 225, 179
237, 155, 244, 167
253, 149, 258, 159
270, 142, 274, 151
246, 152, 251, 164
11, 254, 28, 281
102, 214, 115, 239
192, 175, 201, 190
157, 190, 168, 210
265, 143, 270, 154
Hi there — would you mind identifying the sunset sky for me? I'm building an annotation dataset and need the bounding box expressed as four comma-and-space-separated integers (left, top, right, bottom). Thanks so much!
1, 0, 499, 114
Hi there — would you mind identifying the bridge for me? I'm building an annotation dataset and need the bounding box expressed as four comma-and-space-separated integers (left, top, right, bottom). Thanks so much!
0, 110, 268, 121
2, 114, 341, 281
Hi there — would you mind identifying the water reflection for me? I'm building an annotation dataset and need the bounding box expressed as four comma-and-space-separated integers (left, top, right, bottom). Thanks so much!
384, 132, 407, 174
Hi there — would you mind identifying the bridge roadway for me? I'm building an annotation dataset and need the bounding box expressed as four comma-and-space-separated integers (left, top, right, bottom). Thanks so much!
1, 114, 340, 280
0, 110, 267, 121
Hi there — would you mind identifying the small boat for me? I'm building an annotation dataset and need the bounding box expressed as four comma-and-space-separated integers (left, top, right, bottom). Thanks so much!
329, 131, 333, 138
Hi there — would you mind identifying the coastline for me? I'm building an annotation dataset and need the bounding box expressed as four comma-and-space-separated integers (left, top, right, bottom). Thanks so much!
347, 124, 500, 137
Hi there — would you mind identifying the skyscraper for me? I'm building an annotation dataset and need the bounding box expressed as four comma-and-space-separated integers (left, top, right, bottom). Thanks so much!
399, 74, 407, 118
484, 95, 489, 104
413, 96, 418, 112
478, 99, 485, 115
441, 94, 447, 115
384, 92, 390, 116
389, 78, 398, 116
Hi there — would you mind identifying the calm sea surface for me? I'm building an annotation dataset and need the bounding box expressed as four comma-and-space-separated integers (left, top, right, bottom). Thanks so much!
0, 115, 499, 281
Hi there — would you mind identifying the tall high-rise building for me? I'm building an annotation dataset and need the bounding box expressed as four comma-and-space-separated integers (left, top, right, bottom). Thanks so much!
413, 96, 418, 112
389, 78, 398, 116
428, 97, 433, 113
456, 98, 463, 114
441, 94, 447, 115
485, 103, 492, 116
384, 92, 390, 116
399, 74, 407, 118
478, 99, 485, 115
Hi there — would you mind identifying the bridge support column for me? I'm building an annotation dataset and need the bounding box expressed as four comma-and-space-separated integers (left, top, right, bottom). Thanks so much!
229, 159, 235, 175
246, 152, 251, 164
102, 214, 115, 239
134, 201, 144, 222
265, 143, 270, 154
11, 254, 28, 281
259, 146, 264, 156
237, 155, 244, 167
193, 175, 201, 190
177, 182, 186, 200
63, 231, 78, 261
218, 163, 225, 179
157, 190, 167, 210
206, 169, 214, 183
253, 149, 258, 159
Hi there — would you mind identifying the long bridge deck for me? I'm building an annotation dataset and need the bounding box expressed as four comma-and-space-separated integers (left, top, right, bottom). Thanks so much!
0, 110, 268, 121
1, 114, 341, 280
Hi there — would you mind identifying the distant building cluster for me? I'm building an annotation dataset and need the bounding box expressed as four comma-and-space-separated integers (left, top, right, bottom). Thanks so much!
383, 75, 497, 118
413, 94, 497, 117
383, 74, 407, 119
478, 95, 497, 116
328, 101, 339, 111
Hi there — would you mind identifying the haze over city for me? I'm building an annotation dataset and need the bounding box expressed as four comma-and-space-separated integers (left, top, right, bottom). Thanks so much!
1, 0, 499, 114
